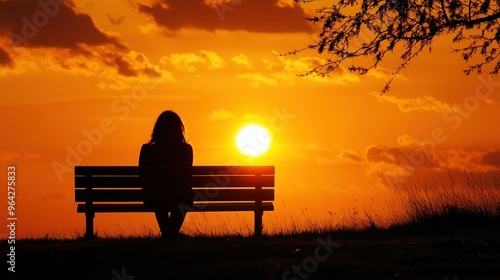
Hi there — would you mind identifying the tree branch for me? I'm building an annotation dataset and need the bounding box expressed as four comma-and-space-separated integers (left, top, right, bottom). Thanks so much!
440, 0, 450, 23
290, 0, 500, 92
449, 11, 500, 27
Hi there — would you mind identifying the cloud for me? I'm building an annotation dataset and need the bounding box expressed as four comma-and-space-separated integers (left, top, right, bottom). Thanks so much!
162, 50, 224, 73
272, 53, 325, 73
298, 141, 500, 191
396, 134, 415, 147
267, 51, 361, 84
138, 23, 161, 34
482, 149, 500, 167
374, 93, 458, 113
200, 50, 225, 69
112, 51, 162, 78
136, 0, 314, 33
95, 50, 172, 89
208, 109, 236, 121
0, 0, 124, 50
237, 72, 277, 88
231, 54, 252, 69
363, 145, 499, 173
0, 47, 13, 67
365, 145, 436, 168
432, 149, 486, 171
233, 52, 362, 88
341, 144, 500, 188
338, 150, 363, 162
2, 47, 173, 89
0, 149, 41, 162
0, 0, 169, 87
96, 79, 130, 91
114, 56, 138, 77
367, 67, 407, 81
0, 150, 20, 162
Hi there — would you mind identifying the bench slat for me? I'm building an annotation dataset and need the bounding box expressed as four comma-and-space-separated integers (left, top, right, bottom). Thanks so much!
77, 202, 274, 213
75, 166, 274, 176
75, 165, 275, 238
75, 189, 274, 202
75, 175, 274, 188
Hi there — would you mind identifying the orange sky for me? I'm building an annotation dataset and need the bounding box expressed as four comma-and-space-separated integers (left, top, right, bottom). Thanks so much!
1, 0, 500, 238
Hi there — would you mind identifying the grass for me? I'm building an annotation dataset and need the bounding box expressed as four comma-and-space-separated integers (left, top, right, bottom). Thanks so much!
6, 173, 500, 279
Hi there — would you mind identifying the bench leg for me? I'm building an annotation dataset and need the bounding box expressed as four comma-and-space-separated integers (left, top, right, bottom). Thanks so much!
85, 211, 95, 239
254, 210, 263, 236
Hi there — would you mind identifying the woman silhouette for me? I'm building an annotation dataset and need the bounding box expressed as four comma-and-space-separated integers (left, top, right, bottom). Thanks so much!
139, 110, 193, 238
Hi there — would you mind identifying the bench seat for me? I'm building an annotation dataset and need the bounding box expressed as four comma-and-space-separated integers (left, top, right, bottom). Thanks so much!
77, 202, 274, 213
74, 165, 275, 239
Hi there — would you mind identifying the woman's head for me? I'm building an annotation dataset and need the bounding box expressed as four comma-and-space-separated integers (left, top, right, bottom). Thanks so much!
149, 110, 186, 144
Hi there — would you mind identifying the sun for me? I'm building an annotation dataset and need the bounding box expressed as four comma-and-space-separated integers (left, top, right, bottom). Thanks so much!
236, 125, 271, 157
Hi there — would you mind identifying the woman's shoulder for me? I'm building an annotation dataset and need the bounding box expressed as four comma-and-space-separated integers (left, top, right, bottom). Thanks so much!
140, 143, 154, 152
139, 143, 157, 166
179, 142, 193, 155
140, 142, 165, 157
141, 142, 191, 151
141, 142, 191, 153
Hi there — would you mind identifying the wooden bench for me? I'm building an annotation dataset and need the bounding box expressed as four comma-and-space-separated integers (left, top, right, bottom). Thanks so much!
74, 166, 275, 239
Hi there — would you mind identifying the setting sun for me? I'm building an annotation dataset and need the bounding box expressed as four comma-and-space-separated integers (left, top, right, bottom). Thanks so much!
236, 124, 271, 157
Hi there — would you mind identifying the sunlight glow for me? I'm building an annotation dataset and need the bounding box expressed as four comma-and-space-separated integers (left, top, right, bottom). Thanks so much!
236, 125, 271, 157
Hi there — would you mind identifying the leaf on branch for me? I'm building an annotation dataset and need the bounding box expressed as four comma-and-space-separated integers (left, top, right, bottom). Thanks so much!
449, 0, 461, 18
427, 0, 433, 9
325, 17, 333, 29
308, 16, 320, 24
493, 59, 500, 74
495, 27, 500, 42
480, 0, 491, 14
429, 21, 438, 33
387, 0, 409, 18
419, 10, 427, 23
481, 41, 491, 55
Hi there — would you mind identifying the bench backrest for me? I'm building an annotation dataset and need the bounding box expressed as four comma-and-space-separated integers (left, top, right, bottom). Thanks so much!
74, 166, 275, 204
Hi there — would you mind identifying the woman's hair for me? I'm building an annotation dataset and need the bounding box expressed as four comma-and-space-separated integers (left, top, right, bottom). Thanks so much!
148, 110, 186, 144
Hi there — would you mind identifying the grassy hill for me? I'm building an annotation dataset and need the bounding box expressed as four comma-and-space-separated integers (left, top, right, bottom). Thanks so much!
7, 216, 500, 280
5, 174, 500, 279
